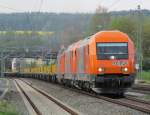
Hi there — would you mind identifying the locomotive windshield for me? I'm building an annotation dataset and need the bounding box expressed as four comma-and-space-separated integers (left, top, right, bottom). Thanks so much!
96, 43, 128, 60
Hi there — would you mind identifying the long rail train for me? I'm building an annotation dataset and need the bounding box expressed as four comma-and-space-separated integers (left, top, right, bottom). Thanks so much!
6, 31, 136, 95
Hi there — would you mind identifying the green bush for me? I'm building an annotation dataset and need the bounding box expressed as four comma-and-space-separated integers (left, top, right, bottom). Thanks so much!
143, 59, 150, 71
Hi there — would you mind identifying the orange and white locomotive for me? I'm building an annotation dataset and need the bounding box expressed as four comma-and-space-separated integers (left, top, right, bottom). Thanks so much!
57, 31, 136, 95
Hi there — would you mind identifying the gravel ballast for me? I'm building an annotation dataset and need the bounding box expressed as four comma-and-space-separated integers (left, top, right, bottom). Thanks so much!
4, 78, 29, 115
23, 78, 149, 115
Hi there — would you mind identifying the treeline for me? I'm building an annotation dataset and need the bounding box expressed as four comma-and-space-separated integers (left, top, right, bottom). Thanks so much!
0, 10, 150, 31
0, 11, 150, 49
0, 13, 92, 50
0, 13, 92, 31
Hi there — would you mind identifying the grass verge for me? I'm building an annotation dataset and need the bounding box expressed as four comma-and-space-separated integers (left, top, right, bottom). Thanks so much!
137, 71, 150, 84
0, 100, 18, 115
145, 95, 150, 100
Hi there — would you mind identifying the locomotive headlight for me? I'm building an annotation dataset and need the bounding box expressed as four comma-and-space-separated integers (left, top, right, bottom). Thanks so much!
135, 64, 139, 70
123, 67, 128, 72
98, 68, 103, 72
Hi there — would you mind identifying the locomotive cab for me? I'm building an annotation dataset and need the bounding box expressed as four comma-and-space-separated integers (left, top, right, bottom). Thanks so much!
57, 30, 135, 95
91, 31, 135, 94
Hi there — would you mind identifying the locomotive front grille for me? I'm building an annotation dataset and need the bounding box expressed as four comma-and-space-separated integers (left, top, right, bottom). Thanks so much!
95, 74, 135, 88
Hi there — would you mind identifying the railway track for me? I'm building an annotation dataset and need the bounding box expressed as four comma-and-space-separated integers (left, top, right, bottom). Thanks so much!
131, 84, 150, 95
20, 78, 150, 114
75, 90, 150, 114
14, 79, 80, 115
130, 89, 150, 95
14, 79, 41, 115
126, 95, 150, 105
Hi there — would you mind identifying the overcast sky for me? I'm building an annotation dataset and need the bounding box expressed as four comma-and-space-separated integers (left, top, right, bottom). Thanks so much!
0, 0, 149, 13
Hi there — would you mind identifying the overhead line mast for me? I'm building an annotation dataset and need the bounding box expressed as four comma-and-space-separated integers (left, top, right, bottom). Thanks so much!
137, 5, 143, 79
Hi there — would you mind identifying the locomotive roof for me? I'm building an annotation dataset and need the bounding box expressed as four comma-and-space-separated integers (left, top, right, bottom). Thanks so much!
94, 30, 129, 39
77, 37, 90, 48
62, 30, 132, 54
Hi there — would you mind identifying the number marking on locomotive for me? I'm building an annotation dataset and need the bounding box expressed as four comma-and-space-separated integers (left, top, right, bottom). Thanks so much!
112, 61, 128, 66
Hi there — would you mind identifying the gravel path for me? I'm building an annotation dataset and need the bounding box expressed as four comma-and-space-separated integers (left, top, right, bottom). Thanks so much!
4, 78, 29, 115
23, 78, 149, 115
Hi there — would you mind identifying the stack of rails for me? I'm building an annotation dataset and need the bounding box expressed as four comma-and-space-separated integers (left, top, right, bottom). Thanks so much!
20, 64, 57, 81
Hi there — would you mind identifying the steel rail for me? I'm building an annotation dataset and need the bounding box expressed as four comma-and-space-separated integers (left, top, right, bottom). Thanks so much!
15, 79, 42, 115
132, 84, 150, 92
75, 90, 150, 114
129, 89, 150, 95
125, 95, 150, 105
23, 78, 150, 114
19, 79, 79, 115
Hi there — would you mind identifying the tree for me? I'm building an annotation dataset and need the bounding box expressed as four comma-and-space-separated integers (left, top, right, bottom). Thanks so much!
110, 16, 137, 42
142, 18, 150, 70
87, 5, 110, 36
110, 15, 150, 70
143, 18, 150, 58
